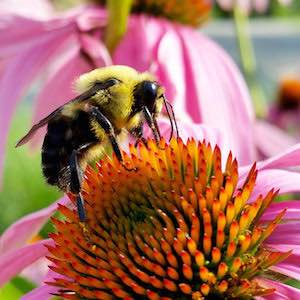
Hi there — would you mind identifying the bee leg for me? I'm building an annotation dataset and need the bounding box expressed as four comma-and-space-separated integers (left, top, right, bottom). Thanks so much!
142, 107, 165, 150
69, 148, 94, 247
130, 125, 148, 148
89, 106, 137, 172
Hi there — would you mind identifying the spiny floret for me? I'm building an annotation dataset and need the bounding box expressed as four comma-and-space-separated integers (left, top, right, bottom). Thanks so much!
47, 138, 290, 299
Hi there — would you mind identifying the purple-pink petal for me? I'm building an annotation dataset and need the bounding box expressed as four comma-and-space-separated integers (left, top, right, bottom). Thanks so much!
21, 269, 65, 300
114, 14, 163, 72
0, 196, 68, 255
21, 284, 57, 300
79, 33, 111, 67
257, 278, 300, 300
254, 119, 298, 158
177, 27, 255, 165
250, 169, 300, 200
270, 253, 300, 281
30, 47, 90, 146
0, 24, 75, 183
261, 201, 300, 222
0, 239, 53, 287
265, 223, 300, 246
0, 0, 53, 20
257, 142, 300, 171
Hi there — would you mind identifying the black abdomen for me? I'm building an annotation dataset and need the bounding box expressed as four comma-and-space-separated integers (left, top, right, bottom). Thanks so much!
41, 111, 98, 191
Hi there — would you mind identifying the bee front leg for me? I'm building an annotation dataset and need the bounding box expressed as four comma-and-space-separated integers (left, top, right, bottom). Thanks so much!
130, 125, 148, 148
89, 106, 137, 171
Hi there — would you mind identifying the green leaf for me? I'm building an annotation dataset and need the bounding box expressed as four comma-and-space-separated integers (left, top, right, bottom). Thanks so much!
0, 281, 24, 300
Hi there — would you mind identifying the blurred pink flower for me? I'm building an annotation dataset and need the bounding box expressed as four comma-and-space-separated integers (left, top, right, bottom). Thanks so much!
217, 0, 292, 14
0, 3, 257, 185
0, 121, 300, 299
0, 0, 54, 19
268, 77, 300, 138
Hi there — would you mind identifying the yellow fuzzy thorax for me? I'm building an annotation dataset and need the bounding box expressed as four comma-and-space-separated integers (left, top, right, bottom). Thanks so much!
76, 66, 157, 131
61, 65, 163, 145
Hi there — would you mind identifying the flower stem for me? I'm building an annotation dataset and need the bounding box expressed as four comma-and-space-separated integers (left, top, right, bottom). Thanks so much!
105, 0, 133, 54
233, 5, 266, 118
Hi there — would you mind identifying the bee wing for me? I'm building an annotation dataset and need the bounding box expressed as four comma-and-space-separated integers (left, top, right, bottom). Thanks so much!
15, 107, 61, 147
16, 81, 114, 147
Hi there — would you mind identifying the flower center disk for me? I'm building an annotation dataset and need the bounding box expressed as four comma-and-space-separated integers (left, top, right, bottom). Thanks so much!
47, 138, 290, 300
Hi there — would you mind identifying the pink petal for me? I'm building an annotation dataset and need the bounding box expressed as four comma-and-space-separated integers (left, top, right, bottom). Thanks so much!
257, 278, 300, 300
265, 223, 300, 245
0, 0, 54, 19
79, 33, 112, 67
255, 120, 298, 159
0, 239, 53, 287
261, 201, 300, 222
254, 0, 269, 13
31, 46, 90, 146
21, 269, 65, 300
0, 196, 68, 255
20, 257, 49, 285
257, 142, 300, 171
155, 28, 188, 120
251, 169, 300, 200
270, 253, 300, 281
21, 284, 57, 300
177, 27, 255, 165
113, 14, 165, 71
0, 15, 75, 57
0, 27, 74, 184
75, 6, 107, 32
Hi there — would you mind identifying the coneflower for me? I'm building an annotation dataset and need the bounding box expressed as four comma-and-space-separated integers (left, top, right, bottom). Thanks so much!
46, 138, 293, 299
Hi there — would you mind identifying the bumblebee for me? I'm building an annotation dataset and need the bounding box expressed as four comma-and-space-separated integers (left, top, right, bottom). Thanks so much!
17, 65, 178, 222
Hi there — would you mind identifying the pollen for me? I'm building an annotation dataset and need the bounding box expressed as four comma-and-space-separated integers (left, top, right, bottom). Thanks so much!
47, 138, 290, 299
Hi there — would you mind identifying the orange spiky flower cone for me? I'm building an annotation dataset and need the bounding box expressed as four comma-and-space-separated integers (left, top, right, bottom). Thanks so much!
46, 138, 290, 299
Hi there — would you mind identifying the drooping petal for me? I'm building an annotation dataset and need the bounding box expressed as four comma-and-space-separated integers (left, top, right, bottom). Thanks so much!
0, 196, 68, 255
79, 33, 112, 67
0, 15, 75, 58
177, 27, 255, 165
261, 201, 300, 222
0, 0, 53, 19
270, 253, 300, 281
113, 14, 163, 71
251, 169, 300, 200
21, 269, 65, 300
154, 26, 190, 121
265, 223, 300, 246
0, 239, 53, 287
254, 120, 298, 158
257, 279, 300, 300
0, 25, 75, 183
21, 284, 56, 300
257, 142, 300, 171
20, 257, 49, 286
30, 45, 90, 146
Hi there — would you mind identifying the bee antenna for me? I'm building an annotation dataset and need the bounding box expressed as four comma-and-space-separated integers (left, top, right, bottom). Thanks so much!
162, 95, 179, 141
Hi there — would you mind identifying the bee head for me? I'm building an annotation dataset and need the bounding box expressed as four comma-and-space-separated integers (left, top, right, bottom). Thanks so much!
133, 80, 162, 114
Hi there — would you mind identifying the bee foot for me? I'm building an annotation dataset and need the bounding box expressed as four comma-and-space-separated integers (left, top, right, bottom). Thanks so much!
78, 221, 96, 251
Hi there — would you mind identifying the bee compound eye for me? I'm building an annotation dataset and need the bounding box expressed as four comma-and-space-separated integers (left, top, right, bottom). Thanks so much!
105, 78, 121, 87
143, 81, 158, 99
